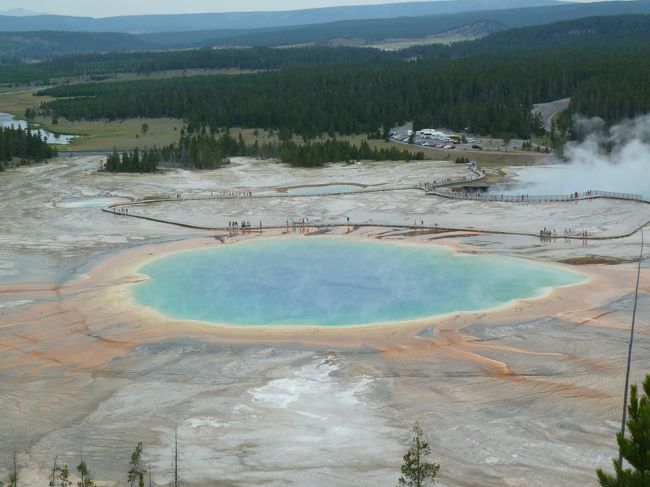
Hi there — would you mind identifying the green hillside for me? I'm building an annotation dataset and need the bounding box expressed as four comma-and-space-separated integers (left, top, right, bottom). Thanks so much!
2, 1, 650, 60
0, 30, 151, 61
406, 13, 650, 57
4, 13, 650, 84
152, 0, 650, 47
36, 40, 650, 138
0, 0, 559, 33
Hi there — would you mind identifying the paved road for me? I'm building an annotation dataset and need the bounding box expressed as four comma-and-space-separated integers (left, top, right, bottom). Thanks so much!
532, 97, 570, 132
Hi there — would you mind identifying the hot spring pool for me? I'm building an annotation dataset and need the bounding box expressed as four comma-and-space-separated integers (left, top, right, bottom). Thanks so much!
498, 164, 650, 199
133, 238, 585, 327
58, 198, 116, 208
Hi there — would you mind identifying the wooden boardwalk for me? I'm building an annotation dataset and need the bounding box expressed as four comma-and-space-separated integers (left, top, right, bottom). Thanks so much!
102, 166, 649, 240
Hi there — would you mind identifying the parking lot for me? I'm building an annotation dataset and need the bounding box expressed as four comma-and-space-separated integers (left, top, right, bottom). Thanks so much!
389, 123, 527, 153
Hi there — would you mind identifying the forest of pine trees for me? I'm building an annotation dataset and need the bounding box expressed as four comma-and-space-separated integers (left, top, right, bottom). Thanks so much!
34, 58, 553, 138
0, 46, 389, 85
2, 14, 650, 85
36, 42, 650, 139
100, 130, 424, 171
168, 130, 245, 169
278, 139, 424, 167
100, 131, 244, 172
0, 126, 57, 168
100, 148, 160, 173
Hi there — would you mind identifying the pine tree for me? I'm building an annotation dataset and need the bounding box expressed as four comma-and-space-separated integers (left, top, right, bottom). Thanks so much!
57, 465, 72, 487
77, 460, 96, 487
597, 374, 650, 486
128, 443, 146, 487
397, 422, 440, 487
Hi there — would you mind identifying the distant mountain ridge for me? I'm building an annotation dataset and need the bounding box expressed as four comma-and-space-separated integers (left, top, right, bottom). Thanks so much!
0, 31, 152, 61
140, 0, 650, 48
465, 13, 650, 49
2, 13, 650, 84
2, 1, 650, 60
0, 0, 561, 33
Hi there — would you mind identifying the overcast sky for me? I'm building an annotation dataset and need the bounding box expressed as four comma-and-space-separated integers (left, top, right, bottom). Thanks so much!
2, 0, 601, 17
4, 0, 451, 17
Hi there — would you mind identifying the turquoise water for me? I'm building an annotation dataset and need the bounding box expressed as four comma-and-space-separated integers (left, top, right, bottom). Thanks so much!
59, 198, 115, 208
287, 184, 362, 195
134, 238, 585, 327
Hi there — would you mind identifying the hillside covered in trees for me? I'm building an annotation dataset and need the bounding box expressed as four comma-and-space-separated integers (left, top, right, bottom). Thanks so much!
403, 14, 650, 58
3, 13, 650, 84
36, 62, 537, 138
143, 0, 650, 48
36, 37, 650, 138
0, 31, 151, 62
1, 0, 649, 60
0, 0, 559, 33
0, 46, 389, 85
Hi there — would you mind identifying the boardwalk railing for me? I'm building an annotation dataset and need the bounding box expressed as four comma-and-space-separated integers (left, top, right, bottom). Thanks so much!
426, 189, 646, 203
130, 184, 420, 204
102, 162, 649, 240
415, 170, 486, 192
592, 190, 645, 201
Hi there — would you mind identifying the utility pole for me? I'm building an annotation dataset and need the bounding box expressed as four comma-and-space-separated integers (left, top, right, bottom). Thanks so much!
51, 456, 58, 487
174, 425, 179, 487
619, 228, 645, 467
148, 463, 152, 487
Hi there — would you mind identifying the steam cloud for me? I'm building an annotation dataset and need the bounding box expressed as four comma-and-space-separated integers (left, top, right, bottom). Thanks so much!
507, 114, 650, 198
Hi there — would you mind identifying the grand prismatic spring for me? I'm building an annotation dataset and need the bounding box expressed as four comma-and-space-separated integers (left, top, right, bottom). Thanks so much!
1, 157, 648, 487
133, 238, 586, 326
2, 3, 650, 481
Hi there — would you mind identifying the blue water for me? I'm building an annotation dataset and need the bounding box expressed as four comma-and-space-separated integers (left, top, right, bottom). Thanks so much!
0, 112, 76, 145
134, 238, 585, 327
499, 164, 650, 199
59, 198, 115, 208
287, 184, 363, 195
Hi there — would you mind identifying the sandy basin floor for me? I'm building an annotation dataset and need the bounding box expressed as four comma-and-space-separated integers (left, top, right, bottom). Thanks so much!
0, 156, 649, 486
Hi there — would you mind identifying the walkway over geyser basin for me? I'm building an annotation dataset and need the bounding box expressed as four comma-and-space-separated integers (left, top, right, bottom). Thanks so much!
103, 163, 650, 240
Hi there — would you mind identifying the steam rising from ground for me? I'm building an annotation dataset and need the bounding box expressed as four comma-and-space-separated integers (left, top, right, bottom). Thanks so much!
505, 115, 650, 197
